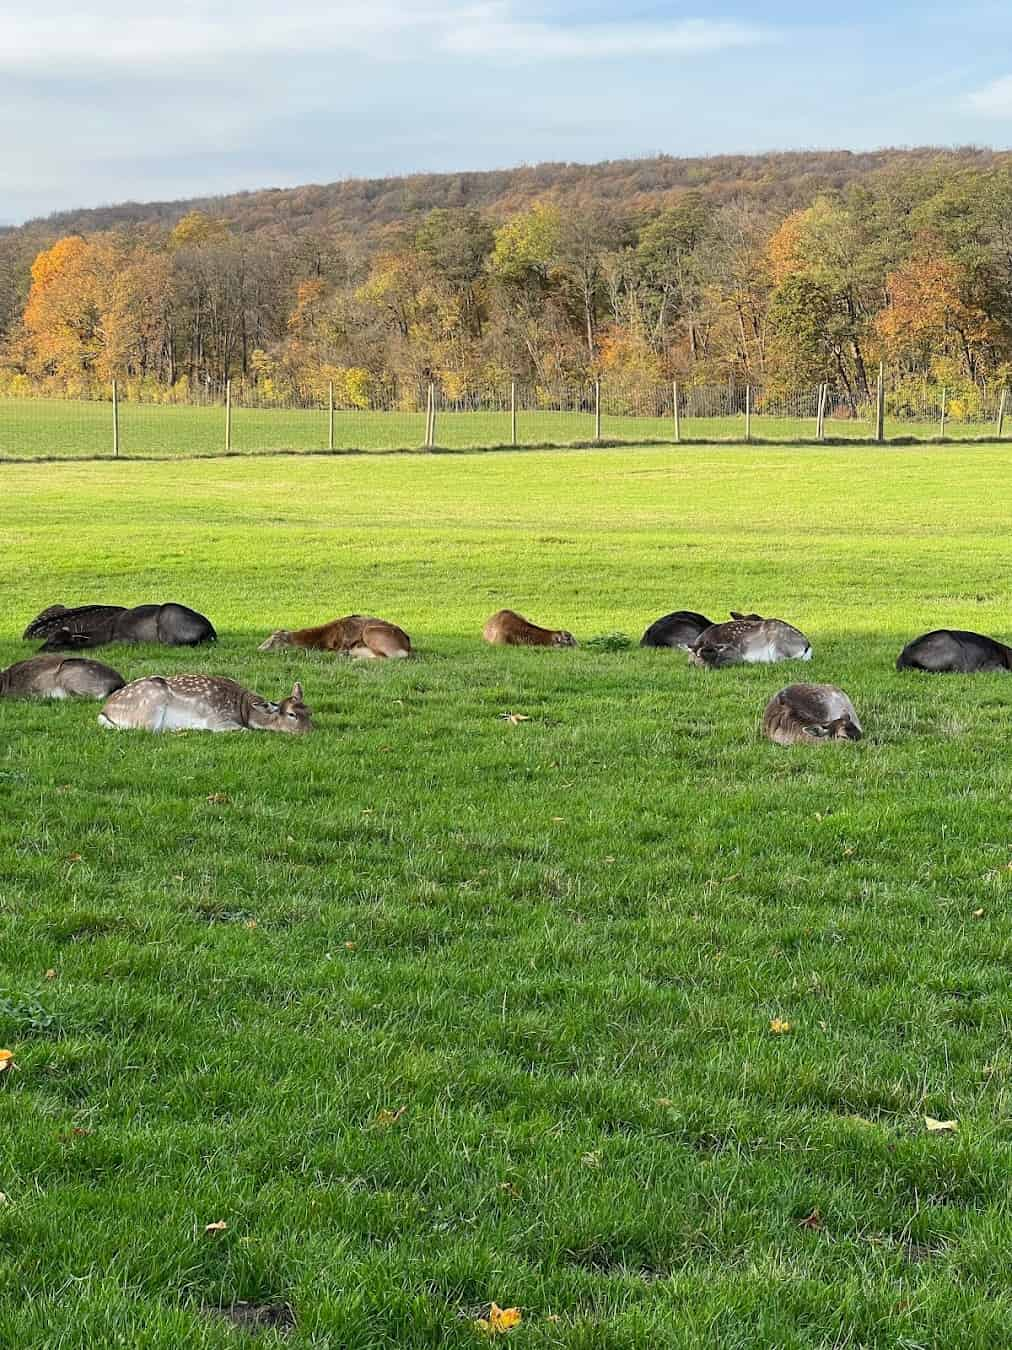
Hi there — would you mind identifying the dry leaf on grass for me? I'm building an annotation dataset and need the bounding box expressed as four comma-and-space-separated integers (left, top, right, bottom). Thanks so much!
374, 1106, 407, 1127
476, 1304, 522, 1335
972, 909, 985, 918
0, 1193, 8, 1205
44, 969, 57, 980
206, 793, 231, 805
204, 1220, 228, 1233
924, 1116, 958, 1133
769, 1018, 793, 1035
798, 1208, 823, 1230
0, 1050, 14, 1074
500, 712, 532, 724
66, 853, 82, 863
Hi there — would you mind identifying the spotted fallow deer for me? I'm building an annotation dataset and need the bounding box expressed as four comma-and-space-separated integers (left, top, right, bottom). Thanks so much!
99, 676, 312, 733
482, 610, 577, 647
688, 613, 812, 668
762, 683, 862, 745
0, 654, 125, 700
258, 615, 411, 659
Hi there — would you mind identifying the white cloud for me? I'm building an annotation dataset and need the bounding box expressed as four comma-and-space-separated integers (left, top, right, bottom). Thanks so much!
0, 2, 764, 72
965, 75, 1012, 117
441, 7, 763, 60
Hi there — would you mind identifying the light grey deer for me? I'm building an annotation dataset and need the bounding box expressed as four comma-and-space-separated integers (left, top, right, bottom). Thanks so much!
762, 683, 862, 745
99, 676, 312, 733
0, 654, 124, 700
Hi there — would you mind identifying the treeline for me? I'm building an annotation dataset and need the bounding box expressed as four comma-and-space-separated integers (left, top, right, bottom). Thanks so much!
2, 150, 1012, 411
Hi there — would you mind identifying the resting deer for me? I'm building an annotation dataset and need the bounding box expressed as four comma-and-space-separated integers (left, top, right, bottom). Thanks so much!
24, 602, 216, 651
896, 629, 1012, 673
0, 654, 124, 700
762, 683, 862, 745
259, 614, 411, 659
640, 610, 713, 649
689, 613, 812, 667
482, 610, 577, 647
99, 676, 311, 733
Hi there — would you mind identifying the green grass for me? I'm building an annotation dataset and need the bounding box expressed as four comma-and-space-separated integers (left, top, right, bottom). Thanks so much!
0, 396, 1005, 458
3, 444, 1012, 1346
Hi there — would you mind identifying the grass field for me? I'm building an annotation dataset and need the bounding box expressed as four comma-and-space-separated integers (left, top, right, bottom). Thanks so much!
3, 444, 1012, 1346
0, 396, 1005, 458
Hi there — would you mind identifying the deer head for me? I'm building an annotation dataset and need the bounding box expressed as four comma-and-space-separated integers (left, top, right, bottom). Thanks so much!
246, 681, 312, 733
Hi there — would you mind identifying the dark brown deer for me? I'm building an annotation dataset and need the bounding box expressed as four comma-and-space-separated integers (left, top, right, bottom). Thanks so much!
259, 615, 411, 659
99, 676, 311, 733
896, 630, 1012, 673
640, 610, 713, 649
482, 610, 577, 647
24, 602, 216, 651
762, 684, 862, 745
0, 654, 124, 700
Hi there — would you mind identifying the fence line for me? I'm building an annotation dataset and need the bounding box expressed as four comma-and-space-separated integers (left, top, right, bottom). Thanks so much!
0, 378, 1009, 460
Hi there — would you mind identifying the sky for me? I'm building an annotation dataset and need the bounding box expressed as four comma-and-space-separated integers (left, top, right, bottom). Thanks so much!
2, 0, 1012, 225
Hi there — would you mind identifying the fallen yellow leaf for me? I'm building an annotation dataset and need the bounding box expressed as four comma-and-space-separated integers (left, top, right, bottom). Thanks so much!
45, 968, 57, 980
204, 1220, 228, 1233
0, 1050, 14, 1074
500, 712, 531, 724
206, 793, 230, 805
924, 1116, 958, 1133
476, 1303, 522, 1334
769, 1018, 793, 1035
972, 908, 985, 919
66, 852, 82, 863
374, 1106, 407, 1127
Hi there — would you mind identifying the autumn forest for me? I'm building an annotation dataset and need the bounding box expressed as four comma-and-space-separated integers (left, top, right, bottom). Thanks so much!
2, 147, 1011, 412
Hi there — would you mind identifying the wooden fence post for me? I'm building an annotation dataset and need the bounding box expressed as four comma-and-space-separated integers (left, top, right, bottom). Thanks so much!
594, 380, 601, 440
939, 386, 947, 439
112, 380, 120, 458
997, 388, 1008, 439
328, 380, 334, 451
673, 381, 680, 443
744, 385, 751, 443
427, 382, 436, 448
816, 382, 827, 441
875, 364, 885, 443
225, 379, 232, 452
510, 381, 517, 447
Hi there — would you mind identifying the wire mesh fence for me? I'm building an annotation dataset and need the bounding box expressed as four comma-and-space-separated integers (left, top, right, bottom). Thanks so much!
0, 378, 1008, 460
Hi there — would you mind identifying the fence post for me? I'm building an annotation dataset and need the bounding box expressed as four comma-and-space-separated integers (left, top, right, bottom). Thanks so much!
816, 382, 827, 441
225, 379, 232, 452
744, 385, 751, 443
510, 381, 517, 447
672, 381, 681, 443
112, 380, 120, 458
594, 379, 601, 441
875, 364, 885, 443
998, 388, 1008, 439
427, 382, 436, 448
939, 386, 947, 440
328, 380, 334, 451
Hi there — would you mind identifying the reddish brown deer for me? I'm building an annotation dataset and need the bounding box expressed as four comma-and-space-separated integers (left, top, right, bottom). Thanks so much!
482, 610, 577, 647
258, 615, 411, 659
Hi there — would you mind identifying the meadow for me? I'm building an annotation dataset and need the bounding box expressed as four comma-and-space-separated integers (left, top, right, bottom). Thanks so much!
2, 444, 1012, 1347
0, 396, 1003, 460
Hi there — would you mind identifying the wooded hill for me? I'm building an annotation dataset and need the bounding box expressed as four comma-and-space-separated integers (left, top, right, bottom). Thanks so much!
2, 146, 1011, 409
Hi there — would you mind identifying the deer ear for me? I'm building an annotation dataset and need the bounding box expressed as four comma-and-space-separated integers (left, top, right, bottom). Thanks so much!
291, 681, 304, 703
